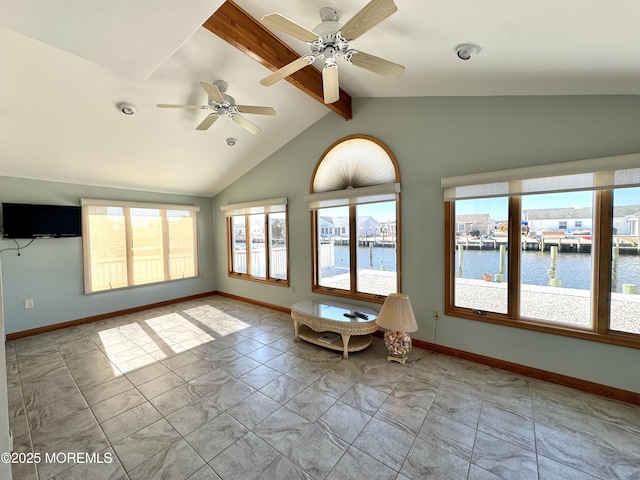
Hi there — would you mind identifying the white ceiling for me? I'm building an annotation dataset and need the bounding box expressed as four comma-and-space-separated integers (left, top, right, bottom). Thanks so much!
1, 1, 639, 197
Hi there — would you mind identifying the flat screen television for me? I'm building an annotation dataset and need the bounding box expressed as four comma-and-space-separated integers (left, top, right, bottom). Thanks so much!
2, 203, 82, 238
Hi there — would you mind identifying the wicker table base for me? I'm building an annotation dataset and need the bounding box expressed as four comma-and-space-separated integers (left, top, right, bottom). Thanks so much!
291, 300, 379, 359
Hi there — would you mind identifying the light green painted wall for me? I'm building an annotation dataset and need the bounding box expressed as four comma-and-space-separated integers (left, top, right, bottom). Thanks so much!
0, 176, 216, 334
213, 95, 640, 393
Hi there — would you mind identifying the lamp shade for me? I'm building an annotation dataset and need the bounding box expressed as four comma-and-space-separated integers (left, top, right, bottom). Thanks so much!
375, 293, 418, 333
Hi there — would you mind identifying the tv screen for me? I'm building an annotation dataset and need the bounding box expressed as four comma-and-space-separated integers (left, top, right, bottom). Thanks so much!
2, 203, 82, 238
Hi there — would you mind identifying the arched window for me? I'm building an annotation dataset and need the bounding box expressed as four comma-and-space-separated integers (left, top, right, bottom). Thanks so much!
305, 135, 401, 302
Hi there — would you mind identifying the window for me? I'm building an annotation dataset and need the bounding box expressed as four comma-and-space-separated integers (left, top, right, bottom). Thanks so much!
306, 135, 401, 302
82, 199, 199, 293
222, 197, 288, 286
443, 153, 640, 348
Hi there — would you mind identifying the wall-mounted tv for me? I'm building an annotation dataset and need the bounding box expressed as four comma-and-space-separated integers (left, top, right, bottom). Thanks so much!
1, 203, 82, 239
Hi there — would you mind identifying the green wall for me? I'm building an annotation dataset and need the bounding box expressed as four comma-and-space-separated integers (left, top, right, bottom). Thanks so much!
213, 95, 640, 393
0, 176, 216, 334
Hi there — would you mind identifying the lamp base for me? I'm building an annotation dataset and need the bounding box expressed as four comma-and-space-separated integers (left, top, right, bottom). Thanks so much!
383, 330, 412, 365
386, 354, 408, 365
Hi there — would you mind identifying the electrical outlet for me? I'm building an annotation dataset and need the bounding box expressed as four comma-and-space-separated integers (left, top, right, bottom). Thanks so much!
291, 286, 296, 293
24, 299, 34, 309
433, 310, 440, 320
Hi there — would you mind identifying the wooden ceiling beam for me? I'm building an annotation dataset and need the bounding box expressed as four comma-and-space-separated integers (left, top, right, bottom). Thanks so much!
203, 0, 352, 120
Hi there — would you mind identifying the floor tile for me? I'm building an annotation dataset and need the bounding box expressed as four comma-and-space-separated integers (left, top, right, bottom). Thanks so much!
253, 407, 312, 453
401, 435, 470, 480
317, 401, 371, 444
478, 402, 535, 451
209, 432, 279, 480
150, 383, 203, 416
327, 446, 397, 480
471, 431, 537, 480
185, 413, 248, 462
256, 455, 313, 480
339, 382, 388, 416
285, 387, 336, 422
7, 296, 640, 480
352, 417, 414, 471
227, 391, 281, 429
112, 418, 181, 472
165, 395, 222, 436
100, 401, 162, 444
535, 422, 609, 478
91, 387, 147, 423
418, 410, 476, 461
128, 438, 205, 480
284, 424, 349, 480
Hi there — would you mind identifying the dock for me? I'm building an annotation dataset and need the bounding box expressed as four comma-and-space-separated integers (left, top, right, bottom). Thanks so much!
455, 235, 640, 254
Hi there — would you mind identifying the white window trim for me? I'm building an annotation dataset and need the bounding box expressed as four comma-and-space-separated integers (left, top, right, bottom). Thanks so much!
220, 197, 287, 216
304, 183, 400, 210
442, 152, 640, 200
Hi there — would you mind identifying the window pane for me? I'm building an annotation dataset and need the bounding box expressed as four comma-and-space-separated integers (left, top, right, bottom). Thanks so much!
521, 192, 593, 327
610, 186, 640, 335
269, 212, 287, 280
453, 198, 508, 314
130, 208, 164, 285
317, 206, 350, 289
86, 206, 127, 291
356, 202, 397, 296
167, 210, 196, 279
231, 216, 247, 274
249, 214, 266, 278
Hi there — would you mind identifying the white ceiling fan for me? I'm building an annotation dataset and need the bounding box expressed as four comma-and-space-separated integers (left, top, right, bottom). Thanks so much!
260, 0, 405, 104
157, 80, 276, 134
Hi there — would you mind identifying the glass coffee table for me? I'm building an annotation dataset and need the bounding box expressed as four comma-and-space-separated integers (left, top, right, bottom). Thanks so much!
291, 300, 379, 358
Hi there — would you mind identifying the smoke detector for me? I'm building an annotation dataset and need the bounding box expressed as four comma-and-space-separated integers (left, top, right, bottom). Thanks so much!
454, 43, 481, 60
116, 102, 136, 115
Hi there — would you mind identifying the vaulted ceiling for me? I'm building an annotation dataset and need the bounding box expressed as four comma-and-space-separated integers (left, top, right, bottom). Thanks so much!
1, 1, 639, 197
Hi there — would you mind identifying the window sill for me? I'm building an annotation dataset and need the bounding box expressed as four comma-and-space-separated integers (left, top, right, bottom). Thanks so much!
312, 285, 386, 304
444, 306, 640, 349
228, 272, 289, 287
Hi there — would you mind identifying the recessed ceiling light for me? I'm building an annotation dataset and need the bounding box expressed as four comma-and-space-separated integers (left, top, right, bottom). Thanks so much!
116, 102, 136, 115
454, 43, 481, 60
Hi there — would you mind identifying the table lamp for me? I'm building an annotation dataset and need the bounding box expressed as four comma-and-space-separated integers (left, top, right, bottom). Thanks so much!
375, 293, 418, 364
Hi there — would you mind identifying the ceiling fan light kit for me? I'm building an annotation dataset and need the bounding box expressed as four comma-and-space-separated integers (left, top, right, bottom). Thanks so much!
455, 43, 481, 60
157, 80, 276, 134
260, 0, 405, 104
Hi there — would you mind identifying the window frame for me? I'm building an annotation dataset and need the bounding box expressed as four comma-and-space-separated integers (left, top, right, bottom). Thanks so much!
224, 204, 289, 287
81, 199, 199, 294
444, 190, 640, 349
308, 135, 402, 303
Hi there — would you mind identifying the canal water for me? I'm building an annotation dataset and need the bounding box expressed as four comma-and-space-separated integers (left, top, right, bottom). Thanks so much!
455, 249, 640, 292
333, 244, 640, 292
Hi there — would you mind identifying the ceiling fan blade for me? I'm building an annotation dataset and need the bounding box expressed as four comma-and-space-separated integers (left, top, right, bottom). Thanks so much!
348, 50, 405, 78
236, 105, 276, 116
261, 13, 319, 42
232, 115, 262, 134
200, 82, 224, 103
322, 63, 340, 104
260, 55, 315, 86
196, 114, 219, 131
340, 0, 398, 41
157, 104, 206, 109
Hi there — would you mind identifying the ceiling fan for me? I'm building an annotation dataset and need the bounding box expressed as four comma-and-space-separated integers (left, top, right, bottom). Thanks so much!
157, 80, 276, 134
260, 0, 405, 104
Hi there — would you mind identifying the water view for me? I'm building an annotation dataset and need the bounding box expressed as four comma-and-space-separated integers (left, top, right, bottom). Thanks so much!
455, 249, 640, 292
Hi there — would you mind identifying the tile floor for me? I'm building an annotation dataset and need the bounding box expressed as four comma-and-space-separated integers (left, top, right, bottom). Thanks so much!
5, 296, 640, 480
